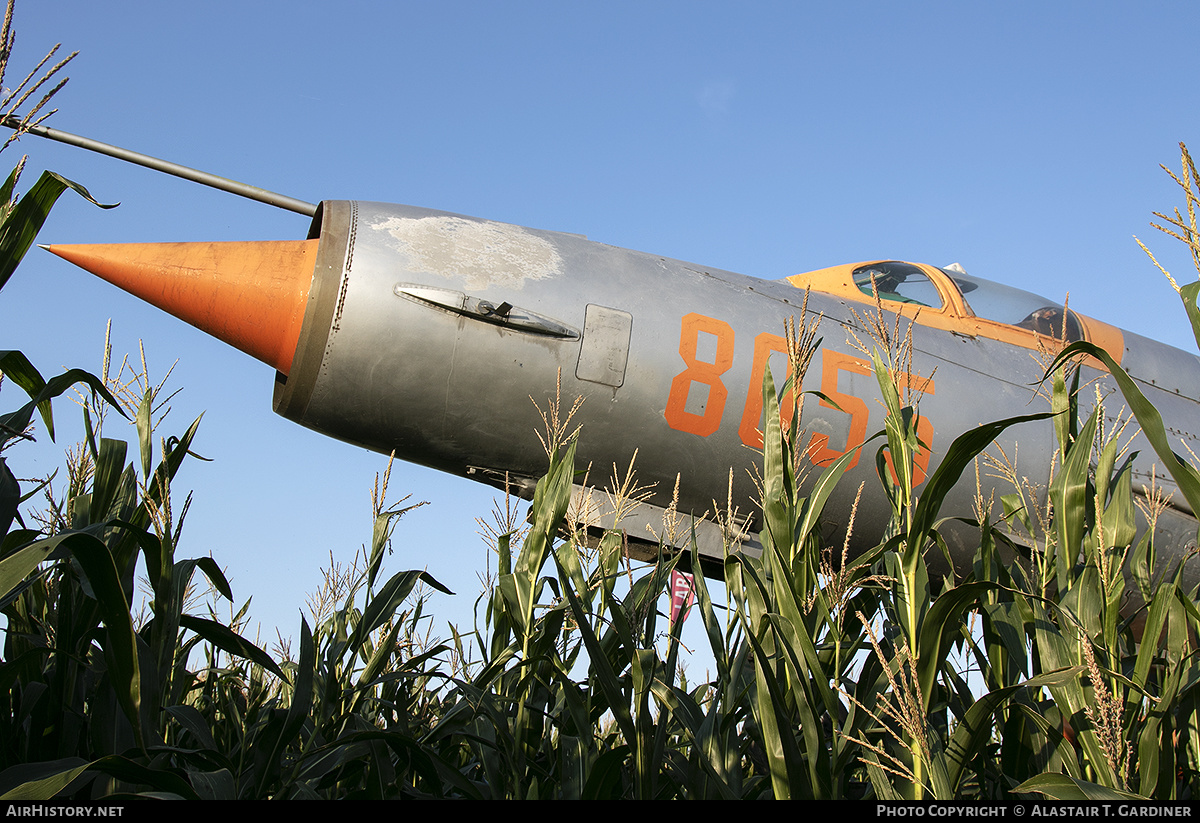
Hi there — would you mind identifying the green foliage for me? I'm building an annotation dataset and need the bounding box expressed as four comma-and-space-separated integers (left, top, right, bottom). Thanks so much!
1, 379, 461, 797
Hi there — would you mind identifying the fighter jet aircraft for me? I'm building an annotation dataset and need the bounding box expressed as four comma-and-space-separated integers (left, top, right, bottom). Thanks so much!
20, 120, 1200, 587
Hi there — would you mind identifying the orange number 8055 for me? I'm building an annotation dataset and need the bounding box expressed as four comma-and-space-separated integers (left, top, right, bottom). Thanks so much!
663, 312, 936, 485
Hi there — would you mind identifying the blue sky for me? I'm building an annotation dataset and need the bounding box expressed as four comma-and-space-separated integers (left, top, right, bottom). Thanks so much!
3, 1, 1200, 658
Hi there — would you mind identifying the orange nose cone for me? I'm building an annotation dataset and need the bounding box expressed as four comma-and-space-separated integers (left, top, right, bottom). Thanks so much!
44, 239, 319, 375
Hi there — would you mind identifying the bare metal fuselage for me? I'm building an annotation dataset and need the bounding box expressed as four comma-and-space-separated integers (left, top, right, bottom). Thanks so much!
267, 200, 1199, 588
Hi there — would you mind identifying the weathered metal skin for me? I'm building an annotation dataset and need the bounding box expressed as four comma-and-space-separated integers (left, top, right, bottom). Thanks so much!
270, 200, 1200, 590
27, 117, 1200, 598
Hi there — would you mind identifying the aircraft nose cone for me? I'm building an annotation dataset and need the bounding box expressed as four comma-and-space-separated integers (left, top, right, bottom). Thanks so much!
44, 239, 319, 375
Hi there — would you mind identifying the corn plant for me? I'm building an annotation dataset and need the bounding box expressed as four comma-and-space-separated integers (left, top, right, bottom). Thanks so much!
1004, 144, 1200, 801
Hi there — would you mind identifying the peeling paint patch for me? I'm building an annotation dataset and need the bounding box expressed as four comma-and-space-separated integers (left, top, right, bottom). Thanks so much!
370, 215, 563, 290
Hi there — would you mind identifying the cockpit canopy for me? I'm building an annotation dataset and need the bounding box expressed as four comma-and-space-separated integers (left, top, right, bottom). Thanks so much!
787, 260, 1117, 358
848, 261, 1083, 342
